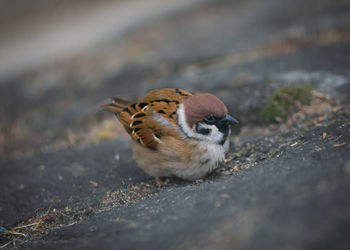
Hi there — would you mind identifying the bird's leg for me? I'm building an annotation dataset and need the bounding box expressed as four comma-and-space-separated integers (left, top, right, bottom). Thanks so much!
155, 176, 170, 186
155, 176, 164, 186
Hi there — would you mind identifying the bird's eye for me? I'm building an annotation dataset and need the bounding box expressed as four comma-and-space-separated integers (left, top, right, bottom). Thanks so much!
204, 115, 215, 124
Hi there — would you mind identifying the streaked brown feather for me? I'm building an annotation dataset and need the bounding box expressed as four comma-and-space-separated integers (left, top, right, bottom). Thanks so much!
102, 88, 193, 149
142, 88, 193, 103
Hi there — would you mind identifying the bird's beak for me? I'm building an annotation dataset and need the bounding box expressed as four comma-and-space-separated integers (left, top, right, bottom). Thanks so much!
220, 114, 239, 125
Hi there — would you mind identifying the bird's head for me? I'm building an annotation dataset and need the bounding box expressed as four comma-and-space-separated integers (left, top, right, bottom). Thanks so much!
177, 93, 238, 145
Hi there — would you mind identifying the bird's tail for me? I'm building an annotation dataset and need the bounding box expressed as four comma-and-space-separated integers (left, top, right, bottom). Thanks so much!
101, 97, 132, 114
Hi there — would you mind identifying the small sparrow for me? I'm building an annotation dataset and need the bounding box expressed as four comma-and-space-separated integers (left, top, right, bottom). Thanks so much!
102, 88, 238, 183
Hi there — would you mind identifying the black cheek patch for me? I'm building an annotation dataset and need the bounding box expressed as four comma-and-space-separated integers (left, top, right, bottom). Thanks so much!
196, 124, 211, 135
218, 125, 230, 145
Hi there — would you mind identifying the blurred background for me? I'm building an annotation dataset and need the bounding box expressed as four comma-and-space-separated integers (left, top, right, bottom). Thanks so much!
1, 1, 350, 249
0, 0, 349, 158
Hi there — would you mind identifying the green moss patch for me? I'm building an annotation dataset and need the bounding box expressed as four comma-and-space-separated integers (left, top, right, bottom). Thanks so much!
260, 85, 314, 123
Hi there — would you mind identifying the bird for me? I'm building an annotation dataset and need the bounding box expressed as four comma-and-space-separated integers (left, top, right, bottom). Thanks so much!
102, 88, 238, 184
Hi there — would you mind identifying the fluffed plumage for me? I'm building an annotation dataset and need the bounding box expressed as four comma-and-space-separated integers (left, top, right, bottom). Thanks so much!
102, 88, 238, 181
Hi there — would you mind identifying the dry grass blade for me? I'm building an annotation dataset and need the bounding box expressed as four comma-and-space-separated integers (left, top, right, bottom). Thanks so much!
6, 230, 27, 237
0, 240, 14, 249
34, 207, 51, 230
12, 222, 40, 230
334, 142, 346, 147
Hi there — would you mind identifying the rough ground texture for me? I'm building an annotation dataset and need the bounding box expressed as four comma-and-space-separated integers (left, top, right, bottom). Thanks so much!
1, 0, 350, 249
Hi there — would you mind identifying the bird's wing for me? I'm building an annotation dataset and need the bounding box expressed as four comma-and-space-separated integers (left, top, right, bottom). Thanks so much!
102, 88, 193, 150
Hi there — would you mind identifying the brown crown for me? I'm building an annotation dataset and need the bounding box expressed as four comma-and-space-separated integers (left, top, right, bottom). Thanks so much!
183, 93, 228, 128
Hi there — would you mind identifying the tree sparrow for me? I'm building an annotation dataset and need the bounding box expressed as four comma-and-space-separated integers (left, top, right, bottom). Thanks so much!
102, 88, 238, 183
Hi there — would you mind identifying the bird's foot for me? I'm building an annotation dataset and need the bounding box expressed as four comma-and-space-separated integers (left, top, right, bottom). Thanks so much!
155, 176, 170, 186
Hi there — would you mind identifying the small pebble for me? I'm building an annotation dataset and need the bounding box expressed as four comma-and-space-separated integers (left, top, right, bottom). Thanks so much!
223, 171, 231, 175
232, 165, 239, 172
114, 154, 120, 161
